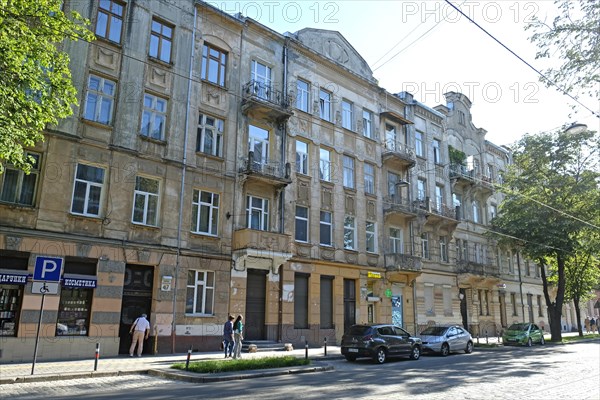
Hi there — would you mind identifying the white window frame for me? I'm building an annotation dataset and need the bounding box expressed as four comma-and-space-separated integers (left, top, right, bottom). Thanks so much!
197, 113, 224, 157
71, 163, 105, 217
296, 79, 310, 112
342, 99, 353, 130
343, 155, 355, 189
433, 139, 441, 164
472, 200, 481, 223
246, 195, 269, 231
366, 221, 376, 253
84, 75, 115, 125
415, 131, 424, 157
417, 178, 426, 201
364, 163, 375, 195
435, 185, 443, 212
248, 125, 270, 166
141, 93, 167, 140
362, 109, 373, 139
295, 205, 309, 243
319, 89, 332, 121
132, 176, 160, 226
490, 204, 498, 220
0, 152, 40, 206
319, 148, 331, 182
344, 215, 356, 250
251, 60, 272, 99
192, 190, 220, 236
320, 210, 332, 246
185, 270, 215, 315
421, 232, 430, 259
385, 124, 397, 150
296, 140, 308, 175
389, 227, 403, 253
440, 236, 448, 262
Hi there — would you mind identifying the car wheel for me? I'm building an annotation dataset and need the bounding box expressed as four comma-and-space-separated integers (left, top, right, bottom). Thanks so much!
373, 347, 387, 364
526, 337, 532, 347
465, 341, 473, 354
410, 345, 421, 360
440, 343, 450, 357
345, 355, 357, 362
540, 336, 545, 345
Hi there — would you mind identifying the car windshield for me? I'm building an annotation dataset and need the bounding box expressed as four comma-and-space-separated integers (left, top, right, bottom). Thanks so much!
420, 326, 448, 336
347, 325, 372, 336
508, 323, 528, 331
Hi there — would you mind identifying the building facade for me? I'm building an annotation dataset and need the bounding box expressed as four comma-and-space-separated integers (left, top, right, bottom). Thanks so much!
1, 0, 579, 362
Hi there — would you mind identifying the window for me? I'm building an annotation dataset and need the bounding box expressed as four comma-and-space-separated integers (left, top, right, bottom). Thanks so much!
343, 155, 355, 189
421, 232, 430, 259
319, 89, 331, 121
0, 152, 40, 206
385, 124, 396, 150
458, 110, 466, 125
462, 240, 469, 261
474, 243, 481, 263
364, 163, 375, 195
319, 148, 331, 181
84, 75, 115, 124
490, 204, 498, 220
362, 109, 373, 138
132, 176, 159, 226
387, 172, 401, 198
248, 125, 269, 166
201, 44, 227, 87
149, 19, 173, 63
435, 185, 443, 212
511, 292, 518, 316
433, 139, 441, 163
440, 236, 448, 262
251, 60, 272, 99
140, 93, 167, 140
295, 206, 308, 243
343, 216, 356, 250
486, 163, 494, 181
95, 0, 124, 43
71, 163, 105, 217
507, 251, 513, 272
246, 195, 269, 231
320, 276, 334, 329
472, 200, 481, 223
192, 190, 219, 236
294, 273, 309, 328
415, 131, 424, 157
197, 113, 224, 157
295, 140, 308, 175
417, 178, 426, 201
185, 270, 215, 315
296, 79, 310, 112
320, 211, 332, 246
453, 193, 462, 219
56, 288, 93, 336
342, 99, 353, 130
366, 221, 376, 253
389, 228, 403, 253
537, 295, 544, 317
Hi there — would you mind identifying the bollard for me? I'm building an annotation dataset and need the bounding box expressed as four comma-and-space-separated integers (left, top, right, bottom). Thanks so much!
305, 340, 308, 360
94, 343, 100, 372
486, 334, 489, 344
476, 335, 480, 344
185, 345, 192, 371
324, 337, 327, 356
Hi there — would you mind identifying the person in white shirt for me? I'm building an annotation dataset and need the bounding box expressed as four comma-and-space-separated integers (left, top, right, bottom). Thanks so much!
129, 313, 150, 357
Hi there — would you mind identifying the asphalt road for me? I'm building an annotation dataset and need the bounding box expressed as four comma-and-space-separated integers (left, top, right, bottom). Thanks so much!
2, 342, 599, 400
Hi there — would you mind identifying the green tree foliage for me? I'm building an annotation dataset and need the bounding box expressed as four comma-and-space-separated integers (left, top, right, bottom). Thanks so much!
0, 0, 93, 174
491, 128, 600, 341
526, 0, 600, 99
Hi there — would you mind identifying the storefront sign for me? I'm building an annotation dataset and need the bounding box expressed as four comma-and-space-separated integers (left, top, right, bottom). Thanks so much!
161, 276, 173, 291
367, 271, 381, 279
0, 273, 28, 285
63, 278, 97, 288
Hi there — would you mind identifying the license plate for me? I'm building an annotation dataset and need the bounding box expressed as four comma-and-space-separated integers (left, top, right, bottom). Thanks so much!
348, 348, 359, 353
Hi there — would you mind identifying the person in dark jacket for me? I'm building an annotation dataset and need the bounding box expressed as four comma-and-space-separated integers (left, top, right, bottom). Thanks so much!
223, 315, 234, 358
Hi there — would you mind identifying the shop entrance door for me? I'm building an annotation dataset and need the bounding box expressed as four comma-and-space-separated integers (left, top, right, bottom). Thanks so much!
343, 279, 356, 334
119, 265, 154, 354
245, 269, 267, 340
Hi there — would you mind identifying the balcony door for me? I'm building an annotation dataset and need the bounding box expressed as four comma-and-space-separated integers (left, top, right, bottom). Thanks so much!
251, 60, 272, 100
249, 125, 269, 167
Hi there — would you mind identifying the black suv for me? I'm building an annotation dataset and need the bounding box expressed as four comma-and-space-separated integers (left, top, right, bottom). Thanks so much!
341, 324, 422, 364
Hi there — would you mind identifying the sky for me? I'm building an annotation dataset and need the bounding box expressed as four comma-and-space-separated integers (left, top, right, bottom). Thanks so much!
206, 0, 599, 147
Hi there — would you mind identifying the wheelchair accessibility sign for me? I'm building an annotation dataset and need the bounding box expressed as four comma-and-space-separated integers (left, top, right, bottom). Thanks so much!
32, 256, 64, 295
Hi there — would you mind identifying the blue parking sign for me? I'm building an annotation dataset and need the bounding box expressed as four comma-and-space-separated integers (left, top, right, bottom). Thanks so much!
33, 256, 64, 282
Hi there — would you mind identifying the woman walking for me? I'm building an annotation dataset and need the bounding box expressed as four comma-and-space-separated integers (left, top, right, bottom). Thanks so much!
232, 315, 244, 360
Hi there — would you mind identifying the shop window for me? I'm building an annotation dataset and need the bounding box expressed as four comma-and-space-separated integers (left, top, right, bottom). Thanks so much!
0, 251, 29, 337
57, 257, 97, 336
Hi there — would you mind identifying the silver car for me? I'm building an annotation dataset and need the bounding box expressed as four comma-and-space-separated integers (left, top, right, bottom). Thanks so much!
418, 325, 474, 356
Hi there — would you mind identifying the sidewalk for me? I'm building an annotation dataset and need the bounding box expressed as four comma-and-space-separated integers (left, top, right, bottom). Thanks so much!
0, 345, 343, 384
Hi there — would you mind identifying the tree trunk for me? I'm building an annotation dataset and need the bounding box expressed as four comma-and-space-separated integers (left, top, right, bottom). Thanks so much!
539, 255, 566, 342
573, 298, 583, 336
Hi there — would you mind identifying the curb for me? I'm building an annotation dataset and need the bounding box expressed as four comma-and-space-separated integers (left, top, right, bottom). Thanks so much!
0, 370, 145, 385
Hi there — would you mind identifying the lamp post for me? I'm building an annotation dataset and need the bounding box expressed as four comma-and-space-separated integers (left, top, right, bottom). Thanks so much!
564, 123, 588, 135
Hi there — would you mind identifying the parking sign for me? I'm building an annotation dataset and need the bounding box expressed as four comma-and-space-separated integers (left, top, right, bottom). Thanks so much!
33, 256, 64, 282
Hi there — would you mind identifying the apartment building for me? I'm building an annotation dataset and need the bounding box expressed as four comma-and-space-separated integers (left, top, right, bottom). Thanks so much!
0, 0, 554, 362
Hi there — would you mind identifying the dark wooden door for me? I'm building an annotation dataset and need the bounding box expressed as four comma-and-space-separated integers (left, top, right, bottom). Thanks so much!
119, 265, 154, 354
343, 279, 356, 334
245, 269, 267, 340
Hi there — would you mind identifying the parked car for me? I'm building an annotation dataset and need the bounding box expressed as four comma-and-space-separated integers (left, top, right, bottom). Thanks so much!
502, 323, 545, 346
341, 324, 422, 364
418, 324, 474, 356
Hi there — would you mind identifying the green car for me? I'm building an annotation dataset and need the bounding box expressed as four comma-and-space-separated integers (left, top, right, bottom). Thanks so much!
502, 323, 545, 346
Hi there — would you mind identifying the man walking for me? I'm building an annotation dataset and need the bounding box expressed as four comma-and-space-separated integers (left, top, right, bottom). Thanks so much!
129, 313, 150, 357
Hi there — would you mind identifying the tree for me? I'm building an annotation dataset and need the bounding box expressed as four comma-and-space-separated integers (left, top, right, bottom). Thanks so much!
526, 0, 600, 100
0, 0, 93, 174
491, 128, 600, 341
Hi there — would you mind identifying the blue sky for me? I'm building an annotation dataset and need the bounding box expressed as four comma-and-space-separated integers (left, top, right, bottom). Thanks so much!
206, 1, 598, 146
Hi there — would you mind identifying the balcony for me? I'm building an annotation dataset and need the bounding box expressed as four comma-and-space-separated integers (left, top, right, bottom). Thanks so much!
232, 228, 293, 272
241, 80, 293, 122
456, 260, 485, 276
384, 253, 422, 273
382, 141, 416, 168
413, 198, 459, 229
383, 196, 417, 219
449, 164, 494, 195
240, 151, 292, 188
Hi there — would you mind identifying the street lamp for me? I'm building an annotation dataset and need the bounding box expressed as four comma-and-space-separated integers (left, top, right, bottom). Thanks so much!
565, 123, 588, 135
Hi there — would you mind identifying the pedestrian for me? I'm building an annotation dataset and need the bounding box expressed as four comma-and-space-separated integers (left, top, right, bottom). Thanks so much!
232, 315, 244, 360
223, 315, 234, 358
584, 316, 590, 333
590, 317, 597, 334
129, 313, 150, 357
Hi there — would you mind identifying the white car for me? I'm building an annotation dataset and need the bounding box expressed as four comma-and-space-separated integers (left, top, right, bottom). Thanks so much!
418, 325, 474, 356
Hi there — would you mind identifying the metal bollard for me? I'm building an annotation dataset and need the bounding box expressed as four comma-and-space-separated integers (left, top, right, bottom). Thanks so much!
94, 343, 100, 371
305, 340, 308, 360
185, 345, 192, 371
485, 334, 489, 344
324, 337, 327, 356
476, 335, 480, 344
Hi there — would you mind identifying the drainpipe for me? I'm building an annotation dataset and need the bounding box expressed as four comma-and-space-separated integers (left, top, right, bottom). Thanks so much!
412, 278, 418, 335
172, 4, 197, 354
517, 250, 525, 323
279, 39, 289, 234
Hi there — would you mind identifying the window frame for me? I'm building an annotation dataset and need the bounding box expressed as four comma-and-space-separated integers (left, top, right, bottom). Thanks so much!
296, 79, 310, 112
319, 89, 332, 121
319, 210, 332, 246
84, 74, 116, 125
140, 93, 167, 140
341, 99, 353, 130
70, 163, 105, 217
149, 18, 173, 63
185, 270, 215, 316
191, 189, 220, 236
440, 236, 448, 262
197, 113, 224, 157
343, 215, 356, 250
362, 109, 373, 139
342, 155, 355, 189
366, 221, 376, 253
363, 163, 375, 195
415, 131, 424, 157
0, 152, 41, 206
389, 227, 403, 254
421, 232, 430, 259
246, 195, 269, 231
131, 176, 160, 226
295, 140, 308, 175
319, 148, 331, 182
295, 205, 309, 243
201, 43, 227, 87
433, 139, 441, 164
95, 0, 125, 44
